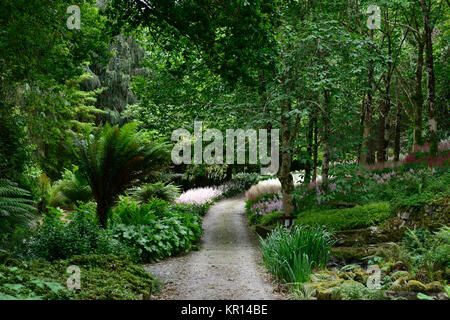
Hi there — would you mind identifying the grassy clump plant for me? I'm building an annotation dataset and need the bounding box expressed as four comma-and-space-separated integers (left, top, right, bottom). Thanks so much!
260, 225, 335, 285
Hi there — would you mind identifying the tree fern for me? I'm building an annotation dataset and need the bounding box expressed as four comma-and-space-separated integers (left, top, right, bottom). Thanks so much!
73, 123, 169, 227
0, 179, 36, 231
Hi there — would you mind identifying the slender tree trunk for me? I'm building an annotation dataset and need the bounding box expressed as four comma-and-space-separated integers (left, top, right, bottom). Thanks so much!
304, 115, 314, 183
226, 164, 233, 180
377, 35, 393, 163
97, 200, 109, 228
312, 115, 318, 182
278, 97, 295, 217
360, 30, 375, 165
412, 40, 425, 149
321, 90, 331, 188
394, 102, 402, 161
421, 0, 438, 156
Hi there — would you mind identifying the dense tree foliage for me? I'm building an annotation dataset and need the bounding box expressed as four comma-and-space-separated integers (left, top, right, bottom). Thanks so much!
0, 0, 448, 233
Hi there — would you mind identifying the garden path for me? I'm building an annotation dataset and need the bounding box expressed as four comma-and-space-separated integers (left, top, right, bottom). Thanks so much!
144, 197, 280, 299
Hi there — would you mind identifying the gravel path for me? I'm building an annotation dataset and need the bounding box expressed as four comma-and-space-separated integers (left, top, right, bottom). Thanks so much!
144, 197, 281, 300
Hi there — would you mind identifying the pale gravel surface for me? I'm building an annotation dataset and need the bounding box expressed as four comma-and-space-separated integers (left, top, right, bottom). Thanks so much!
144, 197, 282, 300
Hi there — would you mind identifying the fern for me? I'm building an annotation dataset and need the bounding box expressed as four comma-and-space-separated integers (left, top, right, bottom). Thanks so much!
0, 179, 36, 230
72, 123, 169, 227
130, 182, 180, 204
51, 167, 92, 207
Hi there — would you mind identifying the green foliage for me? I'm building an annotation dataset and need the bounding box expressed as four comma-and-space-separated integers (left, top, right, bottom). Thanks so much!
0, 254, 156, 300
371, 169, 450, 210
260, 225, 335, 284
130, 182, 180, 204
293, 168, 449, 217
28, 203, 129, 261
0, 110, 30, 179
220, 173, 260, 199
379, 226, 450, 282
72, 122, 169, 227
110, 204, 202, 262
107, 0, 278, 83
111, 197, 168, 226
49, 167, 93, 208
0, 179, 36, 237
259, 211, 284, 226
180, 165, 228, 189
175, 202, 212, 217
295, 202, 392, 231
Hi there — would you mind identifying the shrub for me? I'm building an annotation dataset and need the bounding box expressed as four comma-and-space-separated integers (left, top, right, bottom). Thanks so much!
28, 203, 129, 261
110, 204, 203, 262
250, 199, 283, 216
130, 182, 180, 204
111, 197, 168, 226
0, 254, 156, 300
259, 211, 284, 226
260, 225, 335, 284
295, 202, 392, 230
51, 167, 92, 207
179, 164, 227, 189
220, 173, 260, 198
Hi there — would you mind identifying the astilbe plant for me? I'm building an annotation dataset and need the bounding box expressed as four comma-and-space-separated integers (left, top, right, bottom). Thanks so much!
251, 199, 283, 215
245, 179, 282, 201
175, 187, 223, 205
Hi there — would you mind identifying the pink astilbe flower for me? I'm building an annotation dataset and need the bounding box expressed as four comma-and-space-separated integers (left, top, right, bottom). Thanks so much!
176, 187, 223, 205
251, 199, 283, 216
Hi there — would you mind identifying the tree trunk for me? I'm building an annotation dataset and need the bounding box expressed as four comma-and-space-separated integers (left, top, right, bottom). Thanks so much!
412, 40, 425, 149
278, 98, 295, 217
321, 90, 331, 188
304, 115, 314, 183
377, 34, 393, 163
226, 164, 233, 180
421, 0, 438, 156
360, 30, 375, 165
394, 102, 402, 161
97, 200, 109, 228
312, 115, 318, 182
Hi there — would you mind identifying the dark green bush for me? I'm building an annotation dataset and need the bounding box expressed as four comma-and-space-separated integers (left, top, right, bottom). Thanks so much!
28, 204, 129, 261
220, 173, 260, 199
0, 254, 156, 300
111, 197, 168, 225
110, 203, 203, 262
259, 211, 284, 226
295, 202, 392, 230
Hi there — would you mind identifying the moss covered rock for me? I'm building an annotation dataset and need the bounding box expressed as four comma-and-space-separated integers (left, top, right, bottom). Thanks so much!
424, 281, 445, 293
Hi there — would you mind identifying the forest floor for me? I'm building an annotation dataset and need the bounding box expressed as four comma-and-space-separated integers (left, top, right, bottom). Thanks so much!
144, 197, 282, 300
